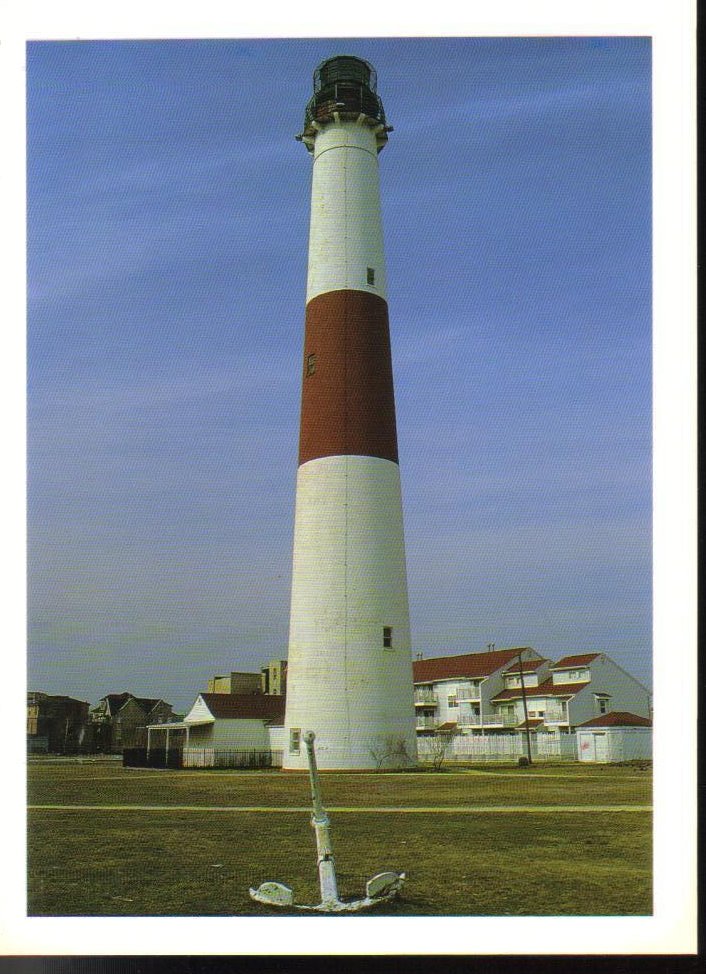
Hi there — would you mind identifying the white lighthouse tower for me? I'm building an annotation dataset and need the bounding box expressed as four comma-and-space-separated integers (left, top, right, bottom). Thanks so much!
283, 56, 417, 770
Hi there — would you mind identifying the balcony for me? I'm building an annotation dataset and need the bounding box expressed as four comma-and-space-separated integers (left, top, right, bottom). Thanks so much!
414, 690, 438, 707
543, 711, 568, 725
458, 713, 518, 728
415, 716, 438, 730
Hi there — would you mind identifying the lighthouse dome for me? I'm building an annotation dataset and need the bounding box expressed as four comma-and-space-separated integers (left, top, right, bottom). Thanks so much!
302, 54, 387, 139
313, 55, 377, 93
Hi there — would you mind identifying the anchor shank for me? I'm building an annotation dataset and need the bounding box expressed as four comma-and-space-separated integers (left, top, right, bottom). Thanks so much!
305, 732, 327, 822
305, 731, 340, 905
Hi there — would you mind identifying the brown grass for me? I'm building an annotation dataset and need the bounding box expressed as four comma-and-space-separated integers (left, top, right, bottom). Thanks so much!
27, 760, 651, 916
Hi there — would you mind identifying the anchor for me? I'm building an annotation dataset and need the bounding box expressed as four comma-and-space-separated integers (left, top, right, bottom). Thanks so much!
249, 731, 406, 912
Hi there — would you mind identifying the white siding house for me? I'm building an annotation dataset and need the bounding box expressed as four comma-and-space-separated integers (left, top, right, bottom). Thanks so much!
412, 649, 651, 761
147, 693, 286, 767
490, 653, 651, 733
412, 648, 544, 735
549, 653, 651, 726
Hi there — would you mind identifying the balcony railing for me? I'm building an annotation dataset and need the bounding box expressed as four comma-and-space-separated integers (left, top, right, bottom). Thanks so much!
458, 713, 518, 728
416, 708, 569, 731
414, 691, 438, 706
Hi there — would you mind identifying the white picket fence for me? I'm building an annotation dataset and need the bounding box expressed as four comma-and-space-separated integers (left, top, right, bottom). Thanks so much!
182, 747, 283, 768
417, 733, 578, 764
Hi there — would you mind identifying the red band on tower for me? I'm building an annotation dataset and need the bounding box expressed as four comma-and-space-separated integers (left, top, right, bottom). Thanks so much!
298, 289, 399, 466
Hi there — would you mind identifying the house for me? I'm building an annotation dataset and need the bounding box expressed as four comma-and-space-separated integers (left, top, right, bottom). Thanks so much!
146, 692, 286, 766
90, 692, 176, 751
413, 648, 651, 740
412, 647, 544, 735
27, 692, 90, 753
490, 652, 651, 733
576, 712, 652, 762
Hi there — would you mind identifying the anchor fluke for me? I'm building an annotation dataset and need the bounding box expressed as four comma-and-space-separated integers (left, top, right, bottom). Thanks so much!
249, 881, 294, 907
366, 871, 406, 900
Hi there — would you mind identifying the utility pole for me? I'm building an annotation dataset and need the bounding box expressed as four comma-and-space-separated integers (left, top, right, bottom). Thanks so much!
517, 649, 533, 765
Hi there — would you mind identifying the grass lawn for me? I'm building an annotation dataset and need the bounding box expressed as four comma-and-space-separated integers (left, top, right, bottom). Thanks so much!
27, 759, 652, 917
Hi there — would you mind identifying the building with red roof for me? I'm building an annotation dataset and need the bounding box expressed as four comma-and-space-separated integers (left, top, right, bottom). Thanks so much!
411, 647, 651, 740
146, 692, 287, 766
489, 651, 650, 733
412, 647, 545, 736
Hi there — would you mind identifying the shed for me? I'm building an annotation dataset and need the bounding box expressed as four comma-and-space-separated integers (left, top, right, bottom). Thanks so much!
576, 711, 652, 763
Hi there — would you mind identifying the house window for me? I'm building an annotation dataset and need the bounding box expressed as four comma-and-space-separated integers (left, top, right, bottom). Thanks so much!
448, 695, 459, 708
289, 728, 301, 753
306, 353, 316, 376
383, 626, 393, 648
367, 267, 375, 285
595, 695, 610, 714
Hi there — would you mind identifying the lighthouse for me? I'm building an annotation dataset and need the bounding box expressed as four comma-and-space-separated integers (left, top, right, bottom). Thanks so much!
283, 56, 418, 770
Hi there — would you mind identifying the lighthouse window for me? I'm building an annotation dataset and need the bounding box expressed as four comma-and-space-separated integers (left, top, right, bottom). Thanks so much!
289, 728, 301, 753
366, 267, 375, 285
306, 353, 316, 376
383, 626, 393, 648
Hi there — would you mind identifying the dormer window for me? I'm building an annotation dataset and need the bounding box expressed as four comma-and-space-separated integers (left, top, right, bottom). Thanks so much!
594, 693, 611, 715
555, 667, 589, 682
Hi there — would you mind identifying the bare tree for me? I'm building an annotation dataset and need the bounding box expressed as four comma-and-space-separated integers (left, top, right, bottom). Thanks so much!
369, 735, 413, 770
428, 731, 455, 770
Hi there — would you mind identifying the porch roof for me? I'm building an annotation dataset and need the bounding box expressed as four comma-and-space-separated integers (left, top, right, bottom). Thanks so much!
492, 680, 589, 702
146, 721, 195, 731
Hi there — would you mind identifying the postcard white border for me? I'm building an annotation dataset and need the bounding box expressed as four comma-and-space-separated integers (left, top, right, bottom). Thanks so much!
1, 0, 696, 958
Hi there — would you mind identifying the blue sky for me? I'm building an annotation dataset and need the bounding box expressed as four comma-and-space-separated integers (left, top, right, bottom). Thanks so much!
27, 37, 652, 711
